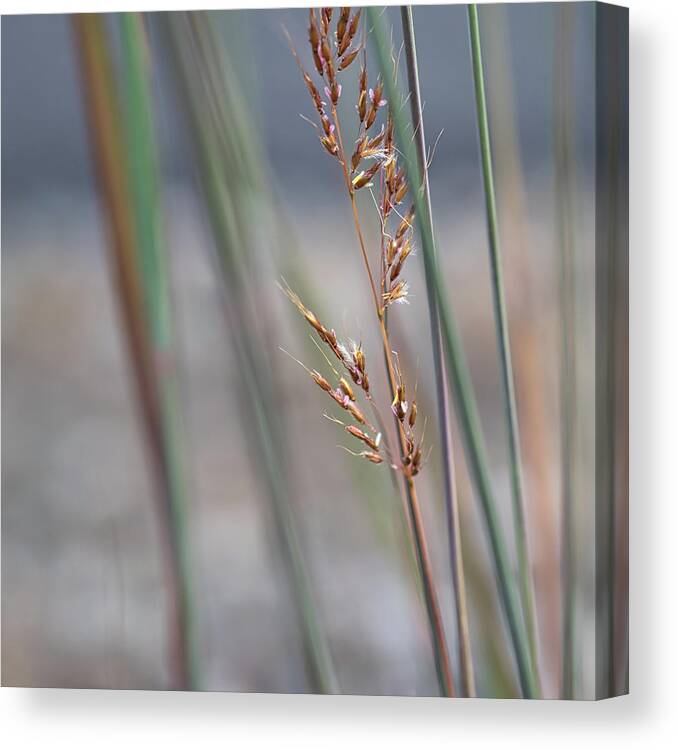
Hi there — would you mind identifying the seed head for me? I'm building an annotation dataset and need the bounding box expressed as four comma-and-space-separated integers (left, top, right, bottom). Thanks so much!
408, 401, 417, 428
346, 401, 366, 425
394, 179, 408, 205
320, 135, 339, 156
339, 47, 360, 70
346, 425, 380, 452
311, 370, 332, 393
396, 205, 415, 239
347, 10, 362, 44
336, 7, 350, 46
352, 134, 367, 171
392, 384, 408, 421
352, 161, 380, 190
303, 72, 324, 115
410, 447, 423, 476
352, 344, 366, 374
383, 279, 410, 307
339, 377, 356, 401
357, 67, 368, 123
321, 8, 332, 36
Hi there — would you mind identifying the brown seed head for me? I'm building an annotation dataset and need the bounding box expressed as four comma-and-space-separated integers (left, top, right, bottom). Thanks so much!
347, 10, 362, 42
392, 384, 408, 421
389, 238, 412, 282
382, 193, 393, 220
320, 114, 333, 137
312, 49, 324, 77
311, 370, 332, 393
385, 114, 394, 153
337, 7, 350, 45
385, 158, 396, 188
351, 134, 367, 171
353, 346, 365, 373
365, 80, 384, 129
408, 401, 417, 428
352, 161, 380, 190
410, 447, 423, 476
321, 8, 332, 36
320, 135, 338, 156
394, 180, 408, 205
308, 9, 320, 49
321, 37, 332, 66
339, 47, 360, 71
303, 72, 324, 115
346, 425, 380, 452
347, 401, 366, 425
386, 237, 398, 265
396, 206, 415, 239
357, 67, 368, 123
383, 279, 409, 307
359, 65, 367, 93
367, 127, 385, 150
339, 377, 356, 401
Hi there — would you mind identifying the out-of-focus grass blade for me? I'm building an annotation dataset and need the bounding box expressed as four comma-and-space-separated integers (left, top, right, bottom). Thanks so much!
160, 11, 337, 695
482, 4, 561, 695
367, 5, 538, 698
73, 13, 198, 690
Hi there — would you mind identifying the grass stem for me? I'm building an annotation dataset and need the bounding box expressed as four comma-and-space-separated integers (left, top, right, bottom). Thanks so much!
467, 3, 541, 691
162, 12, 338, 694
400, 5, 475, 698
73, 13, 198, 690
368, 5, 538, 698
332, 102, 455, 699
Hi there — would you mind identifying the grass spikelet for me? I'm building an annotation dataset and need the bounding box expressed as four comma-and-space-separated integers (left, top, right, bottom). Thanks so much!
283, 7, 455, 698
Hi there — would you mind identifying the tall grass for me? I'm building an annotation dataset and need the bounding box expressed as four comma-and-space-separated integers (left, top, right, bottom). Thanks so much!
68, 3, 624, 699
400, 5, 475, 698
160, 11, 338, 695
282, 7, 456, 696
368, 5, 538, 698
73, 12, 198, 690
467, 4, 541, 690
482, 5, 561, 693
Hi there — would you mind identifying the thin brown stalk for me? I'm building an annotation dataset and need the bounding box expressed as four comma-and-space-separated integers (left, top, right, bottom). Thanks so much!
73, 13, 192, 690
285, 8, 454, 696
331, 93, 455, 700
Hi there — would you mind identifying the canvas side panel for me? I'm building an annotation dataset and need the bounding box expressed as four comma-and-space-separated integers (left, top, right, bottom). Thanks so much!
594, 1, 629, 701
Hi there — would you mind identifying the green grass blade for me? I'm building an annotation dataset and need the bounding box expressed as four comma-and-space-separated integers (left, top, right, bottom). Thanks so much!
118, 11, 200, 690
400, 5, 475, 698
74, 13, 198, 690
160, 11, 337, 694
367, 5, 537, 698
467, 4, 541, 691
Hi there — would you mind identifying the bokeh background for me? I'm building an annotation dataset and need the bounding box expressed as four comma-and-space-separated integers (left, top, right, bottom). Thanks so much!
2, 4, 609, 698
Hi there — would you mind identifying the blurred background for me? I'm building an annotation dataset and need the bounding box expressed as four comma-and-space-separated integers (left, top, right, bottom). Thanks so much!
2, 4, 614, 698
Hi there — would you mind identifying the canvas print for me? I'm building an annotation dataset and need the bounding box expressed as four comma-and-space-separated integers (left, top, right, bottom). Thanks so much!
1, 3, 628, 699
